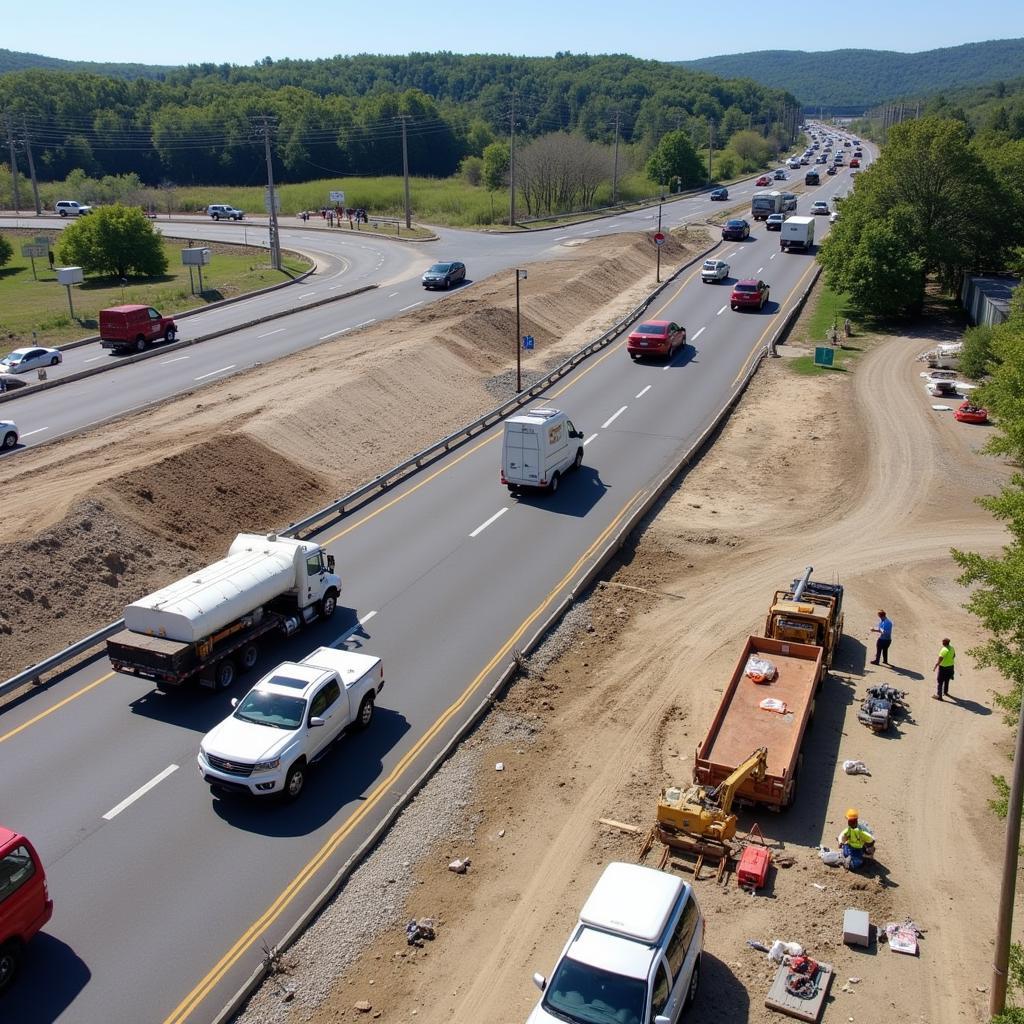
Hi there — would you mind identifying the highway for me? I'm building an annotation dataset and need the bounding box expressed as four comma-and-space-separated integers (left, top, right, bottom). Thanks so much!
0, 133, 868, 1023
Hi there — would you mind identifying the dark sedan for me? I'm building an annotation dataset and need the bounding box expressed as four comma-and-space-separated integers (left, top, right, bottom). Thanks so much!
709, 187, 729, 201
422, 261, 466, 290
721, 219, 750, 241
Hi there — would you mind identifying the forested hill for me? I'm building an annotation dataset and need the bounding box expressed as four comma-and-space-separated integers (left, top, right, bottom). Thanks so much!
0, 47, 173, 79
0, 52, 796, 185
681, 38, 1024, 108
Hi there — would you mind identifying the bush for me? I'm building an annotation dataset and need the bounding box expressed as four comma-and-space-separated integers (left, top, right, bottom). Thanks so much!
962, 323, 997, 379
57, 204, 168, 279
459, 155, 483, 187
0, 233, 12, 269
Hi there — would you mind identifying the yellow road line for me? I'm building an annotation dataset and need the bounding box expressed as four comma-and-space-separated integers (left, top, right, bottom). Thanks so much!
163, 489, 645, 1024
0, 672, 114, 746
731, 259, 820, 386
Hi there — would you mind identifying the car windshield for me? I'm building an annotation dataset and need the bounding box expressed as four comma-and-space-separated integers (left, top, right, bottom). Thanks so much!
233, 690, 306, 730
634, 324, 666, 335
703, 261, 718, 270
735, 283, 756, 293
542, 956, 647, 1024
726, 221, 744, 228
427, 264, 452, 274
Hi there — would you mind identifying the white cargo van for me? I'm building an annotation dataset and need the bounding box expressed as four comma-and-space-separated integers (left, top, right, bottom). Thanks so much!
780, 215, 815, 252
527, 862, 704, 1024
501, 408, 584, 494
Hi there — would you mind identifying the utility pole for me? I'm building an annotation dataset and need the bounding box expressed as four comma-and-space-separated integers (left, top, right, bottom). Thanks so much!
20, 122, 41, 216
990, 696, 1024, 1016
398, 114, 412, 230
611, 110, 621, 205
707, 118, 714, 182
254, 115, 281, 270
5, 117, 21, 214
509, 87, 517, 227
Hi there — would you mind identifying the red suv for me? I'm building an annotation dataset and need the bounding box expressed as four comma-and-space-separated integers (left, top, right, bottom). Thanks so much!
627, 320, 686, 360
99, 304, 178, 354
0, 828, 52, 993
730, 279, 770, 311
755, 175, 772, 187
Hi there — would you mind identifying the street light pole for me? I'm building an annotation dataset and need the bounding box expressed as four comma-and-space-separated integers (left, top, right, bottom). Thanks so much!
515, 268, 527, 392
656, 203, 663, 284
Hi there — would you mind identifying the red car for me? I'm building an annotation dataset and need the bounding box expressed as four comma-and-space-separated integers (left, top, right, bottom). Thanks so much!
954, 401, 989, 424
849, 158, 860, 168
730, 279, 770, 311
626, 320, 686, 360
0, 827, 53, 993
755, 175, 772, 187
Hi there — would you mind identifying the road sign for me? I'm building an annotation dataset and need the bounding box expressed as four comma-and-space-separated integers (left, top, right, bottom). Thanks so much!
33, 236, 51, 248
329, 191, 346, 204
21, 244, 48, 258
522, 335, 535, 350
653, 231, 666, 246
814, 346, 835, 367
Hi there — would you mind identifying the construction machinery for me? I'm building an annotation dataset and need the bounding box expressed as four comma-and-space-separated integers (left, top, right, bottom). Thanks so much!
764, 566, 844, 672
658, 747, 769, 845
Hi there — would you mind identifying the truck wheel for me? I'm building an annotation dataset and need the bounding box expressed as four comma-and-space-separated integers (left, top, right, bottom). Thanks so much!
0, 940, 23, 994
356, 693, 375, 730
320, 592, 337, 619
164, 327, 177, 343
135, 336, 147, 353
549, 472, 560, 494
240, 644, 259, 671
283, 760, 306, 801
214, 660, 236, 691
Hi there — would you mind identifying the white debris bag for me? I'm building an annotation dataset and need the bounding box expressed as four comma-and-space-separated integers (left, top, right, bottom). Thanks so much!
759, 697, 788, 714
745, 656, 778, 683
843, 759, 870, 775
819, 847, 844, 867
767, 939, 805, 963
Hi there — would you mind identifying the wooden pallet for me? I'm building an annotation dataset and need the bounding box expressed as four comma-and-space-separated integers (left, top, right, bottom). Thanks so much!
765, 961, 834, 1022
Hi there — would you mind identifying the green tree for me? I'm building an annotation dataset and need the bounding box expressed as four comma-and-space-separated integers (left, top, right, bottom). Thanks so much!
482, 141, 510, 191
0, 233, 12, 269
57, 203, 168, 279
645, 130, 704, 188
960, 322, 997, 379
459, 155, 483, 186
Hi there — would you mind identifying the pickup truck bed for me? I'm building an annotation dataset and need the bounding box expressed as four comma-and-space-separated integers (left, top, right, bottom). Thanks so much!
694, 636, 823, 809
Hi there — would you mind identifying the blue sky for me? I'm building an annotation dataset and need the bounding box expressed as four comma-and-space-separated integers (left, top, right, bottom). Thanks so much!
7, 0, 1024, 65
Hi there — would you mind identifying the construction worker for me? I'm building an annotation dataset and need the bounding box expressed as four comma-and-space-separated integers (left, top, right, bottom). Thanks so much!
838, 809, 874, 871
933, 638, 956, 700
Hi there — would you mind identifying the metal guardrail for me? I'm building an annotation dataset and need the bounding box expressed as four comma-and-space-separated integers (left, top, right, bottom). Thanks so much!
0, 239, 719, 700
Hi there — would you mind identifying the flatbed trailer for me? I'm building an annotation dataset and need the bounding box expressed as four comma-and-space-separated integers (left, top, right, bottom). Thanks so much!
694, 635, 823, 810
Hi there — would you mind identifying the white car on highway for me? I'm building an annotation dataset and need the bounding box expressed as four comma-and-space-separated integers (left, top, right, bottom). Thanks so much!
198, 647, 383, 801
700, 258, 730, 283
0, 346, 62, 374
0, 419, 17, 450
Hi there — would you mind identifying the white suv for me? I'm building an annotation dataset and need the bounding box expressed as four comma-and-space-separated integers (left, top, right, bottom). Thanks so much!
207, 204, 244, 221
700, 259, 730, 283
528, 862, 704, 1024
54, 200, 91, 217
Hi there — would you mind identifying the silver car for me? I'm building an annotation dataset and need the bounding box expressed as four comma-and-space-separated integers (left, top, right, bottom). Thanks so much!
0, 419, 18, 450
0, 346, 62, 374
700, 258, 730, 283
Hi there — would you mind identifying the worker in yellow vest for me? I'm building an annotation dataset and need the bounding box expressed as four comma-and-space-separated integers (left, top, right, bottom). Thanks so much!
838, 809, 875, 871
932, 638, 955, 701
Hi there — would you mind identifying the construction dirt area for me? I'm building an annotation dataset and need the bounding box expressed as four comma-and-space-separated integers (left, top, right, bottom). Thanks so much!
1, 227, 1019, 1024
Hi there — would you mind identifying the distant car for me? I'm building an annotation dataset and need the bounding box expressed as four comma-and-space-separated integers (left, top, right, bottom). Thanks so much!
816, 155, 827, 164
811, 201, 830, 215
853, 150, 863, 158
849, 158, 860, 168
721, 219, 750, 241
709, 187, 729, 201
780, 192, 797, 212
626, 320, 686, 360
804, 170, 820, 186
844, 140, 852, 147
0, 347, 62, 374
0, 419, 17, 450
421, 261, 466, 290
0, 374, 29, 393
700, 258, 730, 283
773, 169, 787, 180
755, 175, 772, 187
730, 279, 770, 311
766, 213, 784, 231
54, 200, 91, 217
206, 204, 244, 221
826, 165, 838, 175
955, 401, 989, 424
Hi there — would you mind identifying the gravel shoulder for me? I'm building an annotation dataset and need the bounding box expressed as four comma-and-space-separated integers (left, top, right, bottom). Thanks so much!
233, 312, 1017, 1024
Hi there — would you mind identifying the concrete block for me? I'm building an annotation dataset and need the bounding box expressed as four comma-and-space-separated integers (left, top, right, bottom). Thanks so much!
843, 908, 870, 947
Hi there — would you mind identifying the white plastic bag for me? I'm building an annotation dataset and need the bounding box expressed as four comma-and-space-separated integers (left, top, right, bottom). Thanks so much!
843, 759, 870, 775
767, 939, 804, 962
745, 656, 777, 683
759, 697, 788, 714
819, 847, 843, 867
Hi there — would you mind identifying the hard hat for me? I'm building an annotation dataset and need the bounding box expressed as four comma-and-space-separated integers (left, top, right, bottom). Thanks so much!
846, 808, 859, 820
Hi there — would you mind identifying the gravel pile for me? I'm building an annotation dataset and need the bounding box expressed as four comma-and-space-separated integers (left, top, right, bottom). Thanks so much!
483, 356, 567, 403
522, 594, 594, 677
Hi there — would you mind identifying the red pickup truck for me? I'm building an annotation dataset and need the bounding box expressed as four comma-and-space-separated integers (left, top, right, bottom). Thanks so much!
99, 304, 178, 353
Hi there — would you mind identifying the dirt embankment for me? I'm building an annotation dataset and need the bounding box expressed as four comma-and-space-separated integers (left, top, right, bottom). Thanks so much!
0, 230, 702, 677
235, 309, 1017, 1024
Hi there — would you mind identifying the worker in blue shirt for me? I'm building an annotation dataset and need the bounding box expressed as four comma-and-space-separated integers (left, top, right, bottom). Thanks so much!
870, 610, 892, 666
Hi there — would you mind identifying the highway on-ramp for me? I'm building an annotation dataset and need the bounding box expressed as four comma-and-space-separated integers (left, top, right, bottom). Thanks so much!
1, 139, 868, 1024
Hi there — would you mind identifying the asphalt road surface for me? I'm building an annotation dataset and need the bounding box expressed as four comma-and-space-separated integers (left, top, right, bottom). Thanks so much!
0, 136, 869, 1023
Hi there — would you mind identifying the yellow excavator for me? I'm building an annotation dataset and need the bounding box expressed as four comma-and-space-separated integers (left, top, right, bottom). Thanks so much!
657, 747, 768, 844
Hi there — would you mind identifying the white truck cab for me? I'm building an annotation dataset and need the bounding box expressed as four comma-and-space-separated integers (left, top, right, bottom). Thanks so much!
501, 407, 584, 494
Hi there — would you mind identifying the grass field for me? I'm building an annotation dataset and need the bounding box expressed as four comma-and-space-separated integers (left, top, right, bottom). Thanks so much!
788, 280, 859, 374
0, 230, 310, 353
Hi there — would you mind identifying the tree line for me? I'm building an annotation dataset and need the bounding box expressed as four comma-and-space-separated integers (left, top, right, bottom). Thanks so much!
0, 52, 796, 186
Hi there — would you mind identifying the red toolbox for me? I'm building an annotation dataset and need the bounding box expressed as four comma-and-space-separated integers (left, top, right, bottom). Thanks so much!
737, 845, 772, 889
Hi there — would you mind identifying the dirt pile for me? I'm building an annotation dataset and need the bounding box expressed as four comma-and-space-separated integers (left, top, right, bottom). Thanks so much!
0, 229, 708, 679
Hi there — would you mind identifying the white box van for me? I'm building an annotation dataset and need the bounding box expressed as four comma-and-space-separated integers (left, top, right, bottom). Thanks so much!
501, 408, 584, 494
527, 862, 704, 1024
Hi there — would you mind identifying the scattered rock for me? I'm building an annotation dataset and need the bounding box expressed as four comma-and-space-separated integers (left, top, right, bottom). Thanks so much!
354, 1000, 372, 1013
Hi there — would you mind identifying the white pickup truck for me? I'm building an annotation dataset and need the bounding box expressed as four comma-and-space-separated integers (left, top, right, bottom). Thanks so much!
198, 647, 384, 801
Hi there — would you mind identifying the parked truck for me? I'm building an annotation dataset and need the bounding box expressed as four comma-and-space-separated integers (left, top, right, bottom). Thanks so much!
107, 532, 341, 691
750, 190, 784, 221
693, 635, 823, 810
763, 567, 844, 670
779, 216, 815, 252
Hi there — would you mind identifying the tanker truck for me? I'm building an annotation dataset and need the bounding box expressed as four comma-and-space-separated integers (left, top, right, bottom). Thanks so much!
106, 532, 341, 691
